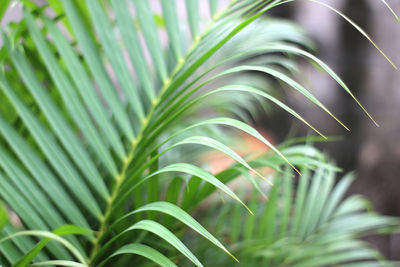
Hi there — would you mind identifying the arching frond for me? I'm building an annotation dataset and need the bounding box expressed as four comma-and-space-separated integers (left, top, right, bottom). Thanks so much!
0, 0, 398, 266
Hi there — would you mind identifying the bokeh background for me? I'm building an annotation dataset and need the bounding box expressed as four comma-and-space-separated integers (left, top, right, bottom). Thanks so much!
2, 0, 400, 260
266, 0, 400, 259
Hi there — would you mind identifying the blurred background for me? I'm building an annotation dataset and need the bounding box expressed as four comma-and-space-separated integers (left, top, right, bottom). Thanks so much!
266, 0, 400, 259
2, 0, 400, 260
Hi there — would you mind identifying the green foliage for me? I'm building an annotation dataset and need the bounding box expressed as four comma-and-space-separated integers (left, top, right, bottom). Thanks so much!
189, 169, 400, 266
0, 0, 399, 266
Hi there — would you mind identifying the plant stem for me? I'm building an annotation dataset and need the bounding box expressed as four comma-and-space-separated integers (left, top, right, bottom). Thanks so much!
87, 2, 235, 264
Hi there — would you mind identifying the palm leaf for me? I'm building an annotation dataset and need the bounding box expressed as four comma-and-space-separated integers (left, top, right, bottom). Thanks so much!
0, 0, 398, 266
192, 168, 400, 266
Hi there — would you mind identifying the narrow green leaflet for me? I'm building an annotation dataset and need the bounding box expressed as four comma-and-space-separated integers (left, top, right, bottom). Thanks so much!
14, 225, 93, 267
101, 244, 176, 267
134, 0, 168, 83
173, 136, 264, 181
161, 0, 184, 61
2, 35, 109, 202
113, 201, 237, 261
280, 145, 324, 159
85, 0, 144, 120
0, 202, 8, 232
260, 174, 279, 242
215, 66, 350, 130
304, 169, 334, 236
124, 220, 202, 267
230, 198, 242, 243
308, 0, 398, 69
0, 0, 11, 21
280, 170, 293, 239
185, 0, 199, 39
243, 191, 258, 240
187, 117, 301, 175
60, 0, 135, 140
379, 0, 400, 24
0, 231, 86, 265
237, 166, 267, 198
112, 0, 155, 101
249, 43, 378, 125
0, 233, 22, 264
209, 0, 218, 18
319, 174, 355, 225
294, 248, 380, 267
133, 163, 252, 214
327, 213, 398, 235
29, 260, 86, 267
0, 116, 89, 228
24, 10, 118, 177
0, 149, 65, 230
285, 240, 368, 262
297, 168, 323, 238
0, 175, 73, 260
198, 84, 326, 138
0, 75, 103, 218
160, 5, 267, 102
165, 178, 183, 205
42, 16, 126, 162
1, 219, 46, 262
290, 168, 310, 236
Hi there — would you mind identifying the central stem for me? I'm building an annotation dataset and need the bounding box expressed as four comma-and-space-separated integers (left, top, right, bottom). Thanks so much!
88, 95, 158, 264
87, 2, 234, 264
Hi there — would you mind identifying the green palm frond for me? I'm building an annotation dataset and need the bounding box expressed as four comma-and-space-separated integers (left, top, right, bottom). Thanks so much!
0, 0, 399, 266
191, 167, 400, 266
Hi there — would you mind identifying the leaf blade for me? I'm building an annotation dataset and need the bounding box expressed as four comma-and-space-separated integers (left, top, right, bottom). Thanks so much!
102, 244, 176, 267
126, 220, 203, 267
